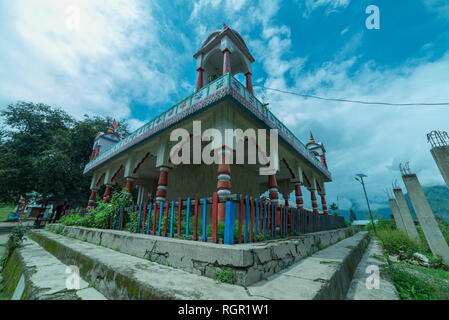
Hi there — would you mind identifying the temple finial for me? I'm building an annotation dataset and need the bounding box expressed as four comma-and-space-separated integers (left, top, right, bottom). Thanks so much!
309, 131, 315, 143
106, 119, 118, 134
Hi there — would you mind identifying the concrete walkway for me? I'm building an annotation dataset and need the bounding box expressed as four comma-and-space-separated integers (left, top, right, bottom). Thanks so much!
247, 231, 369, 300
346, 239, 399, 300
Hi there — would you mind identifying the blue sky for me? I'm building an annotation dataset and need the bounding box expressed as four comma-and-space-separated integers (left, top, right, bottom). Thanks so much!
1, 0, 449, 215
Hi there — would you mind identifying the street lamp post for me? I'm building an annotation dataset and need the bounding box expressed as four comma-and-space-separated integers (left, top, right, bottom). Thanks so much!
355, 173, 377, 235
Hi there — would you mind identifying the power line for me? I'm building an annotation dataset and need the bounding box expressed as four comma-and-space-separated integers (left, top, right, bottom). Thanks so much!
254, 85, 449, 106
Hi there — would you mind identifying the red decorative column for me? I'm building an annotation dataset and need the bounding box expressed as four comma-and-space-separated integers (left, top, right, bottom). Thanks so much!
155, 166, 169, 203
320, 194, 328, 215
268, 175, 279, 202
222, 49, 231, 75
310, 189, 319, 214
217, 149, 231, 222
103, 184, 112, 203
21, 197, 29, 214
294, 182, 303, 209
125, 177, 136, 197
245, 72, 253, 94
87, 189, 98, 209
195, 67, 204, 91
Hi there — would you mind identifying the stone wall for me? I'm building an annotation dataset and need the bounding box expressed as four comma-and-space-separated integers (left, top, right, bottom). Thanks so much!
46, 224, 360, 286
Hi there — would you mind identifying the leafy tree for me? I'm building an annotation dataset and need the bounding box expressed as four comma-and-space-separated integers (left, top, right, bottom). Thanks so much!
349, 208, 357, 222
0, 101, 130, 203
329, 202, 338, 214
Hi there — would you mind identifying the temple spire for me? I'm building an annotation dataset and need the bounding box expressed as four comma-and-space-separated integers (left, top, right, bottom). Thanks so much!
309, 131, 316, 144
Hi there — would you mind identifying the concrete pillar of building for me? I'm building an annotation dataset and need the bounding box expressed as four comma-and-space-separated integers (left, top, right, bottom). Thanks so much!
430, 146, 449, 189
125, 177, 136, 196
393, 188, 420, 242
217, 148, 231, 222
103, 184, 113, 203
245, 72, 253, 94
294, 182, 304, 209
320, 194, 328, 215
268, 174, 279, 203
388, 198, 406, 232
310, 189, 319, 214
87, 189, 97, 209
402, 174, 449, 265
222, 48, 231, 75
155, 166, 170, 203
195, 67, 204, 91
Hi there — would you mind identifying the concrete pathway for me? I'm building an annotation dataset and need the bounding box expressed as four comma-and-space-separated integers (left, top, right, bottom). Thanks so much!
346, 239, 399, 300
247, 231, 369, 300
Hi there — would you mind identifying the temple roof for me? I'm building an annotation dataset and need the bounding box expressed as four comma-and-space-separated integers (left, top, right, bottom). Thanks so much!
194, 24, 255, 63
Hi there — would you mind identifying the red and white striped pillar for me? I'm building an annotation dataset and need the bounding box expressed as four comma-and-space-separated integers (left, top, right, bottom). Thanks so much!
320, 194, 328, 215
20, 197, 29, 214
222, 49, 231, 75
245, 72, 253, 94
103, 184, 112, 203
87, 189, 98, 209
155, 166, 170, 203
294, 182, 304, 209
125, 176, 136, 197
217, 148, 231, 222
310, 189, 319, 214
268, 175, 279, 203
195, 67, 204, 91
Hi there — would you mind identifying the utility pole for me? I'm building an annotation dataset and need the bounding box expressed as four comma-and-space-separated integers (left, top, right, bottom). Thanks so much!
355, 174, 377, 235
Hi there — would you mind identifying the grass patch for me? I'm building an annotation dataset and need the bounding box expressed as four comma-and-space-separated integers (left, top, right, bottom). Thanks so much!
0, 204, 15, 222
388, 262, 449, 300
214, 268, 235, 284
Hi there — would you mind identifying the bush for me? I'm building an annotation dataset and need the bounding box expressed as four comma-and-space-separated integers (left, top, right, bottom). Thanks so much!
377, 229, 420, 259
388, 265, 440, 300
59, 189, 132, 229
0, 225, 29, 270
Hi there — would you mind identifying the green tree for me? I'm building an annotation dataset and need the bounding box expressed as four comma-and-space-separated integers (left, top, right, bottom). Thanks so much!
349, 208, 357, 222
0, 101, 129, 203
329, 202, 338, 213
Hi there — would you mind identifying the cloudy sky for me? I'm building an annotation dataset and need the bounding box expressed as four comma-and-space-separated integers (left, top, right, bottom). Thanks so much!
1, 0, 449, 213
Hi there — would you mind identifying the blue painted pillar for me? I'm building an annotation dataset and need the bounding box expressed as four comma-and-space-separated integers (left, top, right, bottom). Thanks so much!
224, 201, 235, 245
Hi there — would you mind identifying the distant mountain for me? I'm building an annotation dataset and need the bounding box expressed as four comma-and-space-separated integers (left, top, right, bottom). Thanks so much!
337, 185, 449, 224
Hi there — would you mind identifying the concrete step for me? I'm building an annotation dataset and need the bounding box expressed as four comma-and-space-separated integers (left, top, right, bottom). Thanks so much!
44, 223, 361, 286
0, 236, 107, 300
246, 231, 370, 299
28, 229, 260, 300
345, 239, 399, 300
27, 228, 369, 300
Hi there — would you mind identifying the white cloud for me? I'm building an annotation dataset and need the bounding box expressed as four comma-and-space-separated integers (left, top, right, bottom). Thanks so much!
302, 0, 351, 17
0, 0, 183, 122
263, 49, 449, 210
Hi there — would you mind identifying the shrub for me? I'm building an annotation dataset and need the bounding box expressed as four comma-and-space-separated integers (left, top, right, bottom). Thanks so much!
377, 229, 421, 259
388, 265, 439, 300
0, 225, 29, 270
215, 268, 235, 284
59, 189, 132, 229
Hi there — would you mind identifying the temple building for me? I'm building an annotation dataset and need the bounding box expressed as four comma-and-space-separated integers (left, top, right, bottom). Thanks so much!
83, 24, 332, 221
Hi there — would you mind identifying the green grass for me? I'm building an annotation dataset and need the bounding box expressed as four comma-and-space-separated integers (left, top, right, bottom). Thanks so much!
389, 262, 449, 300
371, 219, 449, 300
0, 204, 15, 222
